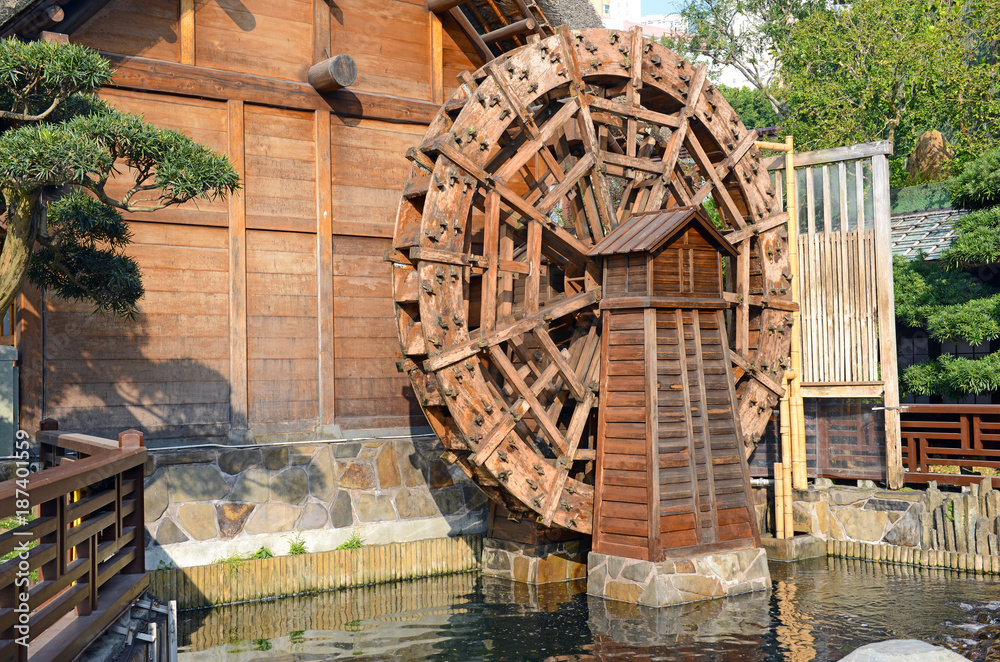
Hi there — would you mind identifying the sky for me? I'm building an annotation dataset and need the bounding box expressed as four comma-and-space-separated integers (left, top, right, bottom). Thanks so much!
641, 0, 686, 15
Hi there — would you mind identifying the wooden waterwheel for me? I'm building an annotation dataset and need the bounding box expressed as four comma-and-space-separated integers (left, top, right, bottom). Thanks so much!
390, 27, 793, 533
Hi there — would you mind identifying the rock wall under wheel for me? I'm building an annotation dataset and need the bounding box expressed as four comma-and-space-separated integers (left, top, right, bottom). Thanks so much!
143, 435, 489, 568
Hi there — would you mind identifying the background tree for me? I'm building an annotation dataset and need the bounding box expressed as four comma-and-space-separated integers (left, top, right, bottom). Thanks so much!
896, 149, 1000, 398
780, 0, 1000, 184
0, 38, 239, 318
663, 0, 826, 117
717, 84, 779, 129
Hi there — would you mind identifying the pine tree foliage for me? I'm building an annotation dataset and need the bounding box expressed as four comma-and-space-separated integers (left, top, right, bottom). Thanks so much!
0, 38, 239, 318
898, 148, 1000, 398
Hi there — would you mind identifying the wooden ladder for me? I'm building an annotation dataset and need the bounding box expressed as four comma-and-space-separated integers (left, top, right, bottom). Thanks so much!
427, 0, 555, 62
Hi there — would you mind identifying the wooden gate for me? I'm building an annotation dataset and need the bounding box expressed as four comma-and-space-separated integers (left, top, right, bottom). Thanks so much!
763, 141, 902, 487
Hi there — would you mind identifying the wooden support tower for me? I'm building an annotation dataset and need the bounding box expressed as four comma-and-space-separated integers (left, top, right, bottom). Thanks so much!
589, 207, 761, 560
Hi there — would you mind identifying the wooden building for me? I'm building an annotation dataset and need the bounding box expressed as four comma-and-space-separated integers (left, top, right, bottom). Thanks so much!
589, 207, 760, 561
0, 0, 599, 444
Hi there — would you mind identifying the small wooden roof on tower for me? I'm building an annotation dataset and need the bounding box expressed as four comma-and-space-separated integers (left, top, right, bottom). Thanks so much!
587, 206, 739, 258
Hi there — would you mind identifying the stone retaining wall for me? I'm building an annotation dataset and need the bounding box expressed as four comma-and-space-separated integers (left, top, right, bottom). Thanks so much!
757, 479, 1000, 571
143, 435, 489, 568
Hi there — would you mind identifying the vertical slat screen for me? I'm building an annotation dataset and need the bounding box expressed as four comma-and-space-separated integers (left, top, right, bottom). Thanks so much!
788, 159, 880, 384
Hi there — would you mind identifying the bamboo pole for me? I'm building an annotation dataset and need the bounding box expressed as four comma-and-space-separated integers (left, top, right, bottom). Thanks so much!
783, 453, 794, 536
775, 462, 785, 539
786, 136, 808, 490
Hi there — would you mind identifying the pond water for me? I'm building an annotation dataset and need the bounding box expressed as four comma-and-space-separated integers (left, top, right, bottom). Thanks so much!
178, 556, 1000, 661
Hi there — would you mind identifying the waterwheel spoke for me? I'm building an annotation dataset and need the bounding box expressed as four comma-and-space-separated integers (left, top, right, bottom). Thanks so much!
489, 345, 568, 455
480, 191, 501, 331
684, 132, 746, 229
423, 288, 601, 372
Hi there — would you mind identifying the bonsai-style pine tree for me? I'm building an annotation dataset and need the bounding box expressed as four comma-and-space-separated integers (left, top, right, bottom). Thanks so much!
0, 38, 239, 318
896, 149, 1000, 398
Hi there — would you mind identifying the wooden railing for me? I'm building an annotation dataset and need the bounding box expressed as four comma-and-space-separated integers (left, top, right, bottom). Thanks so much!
900, 405, 1000, 487
0, 420, 148, 662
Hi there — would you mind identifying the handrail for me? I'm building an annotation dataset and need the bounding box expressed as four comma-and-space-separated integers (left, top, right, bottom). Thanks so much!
900, 404, 1000, 488
0, 420, 148, 662
764, 140, 894, 170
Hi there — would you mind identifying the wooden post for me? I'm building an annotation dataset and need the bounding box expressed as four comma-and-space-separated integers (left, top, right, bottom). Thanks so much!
179, 0, 195, 65
316, 111, 336, 429
17, 285, 43, 439
313, 0, 331, 64
873, 152, 902, 488
227, 100, 250, 438
430, 12, 444, 104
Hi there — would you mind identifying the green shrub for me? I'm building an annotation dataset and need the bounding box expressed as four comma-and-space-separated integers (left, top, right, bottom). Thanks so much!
288, 534, 307, 556
335, 531, 364, 550
948, 149, 1000, 209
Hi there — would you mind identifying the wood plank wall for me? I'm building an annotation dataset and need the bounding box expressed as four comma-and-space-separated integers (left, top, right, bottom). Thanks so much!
23, 0, 481, 441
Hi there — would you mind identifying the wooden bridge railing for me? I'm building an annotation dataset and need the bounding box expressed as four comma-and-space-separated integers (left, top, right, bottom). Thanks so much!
900, 405, 1000, 488
0, 420, 147, 662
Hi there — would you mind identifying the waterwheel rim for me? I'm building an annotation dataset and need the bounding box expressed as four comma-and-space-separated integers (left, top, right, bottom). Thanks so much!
390, 27, 793, 533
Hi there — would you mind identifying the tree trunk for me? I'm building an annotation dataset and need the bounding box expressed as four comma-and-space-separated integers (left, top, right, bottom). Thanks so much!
0, 188, 43, 314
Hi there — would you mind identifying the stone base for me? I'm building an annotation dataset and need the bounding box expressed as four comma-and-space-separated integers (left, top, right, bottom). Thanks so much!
481, 537, 588, 584
762, 534, 827, 562
586, 546, 770, 607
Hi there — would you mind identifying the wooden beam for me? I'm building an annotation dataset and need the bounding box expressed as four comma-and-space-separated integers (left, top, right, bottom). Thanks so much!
765, 141, 895, 170
427, 0, 466, 11
430, 12, 444, 104
447, 7, 494, 63
227, 100, 249, 436
179, 0, 195, 65
482, 18, 535, 44
104, 52, 439, 125
800, 383, 884, 398
873, 153, 902, 489
313, 0, 331, 63
316, 111, 335, 428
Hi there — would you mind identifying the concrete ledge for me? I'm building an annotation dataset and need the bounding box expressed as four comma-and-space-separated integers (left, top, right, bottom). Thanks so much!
587, 546, 770, 607
148, 535, 483, 609
481, 537, 588, 584
762, 535, 827, 562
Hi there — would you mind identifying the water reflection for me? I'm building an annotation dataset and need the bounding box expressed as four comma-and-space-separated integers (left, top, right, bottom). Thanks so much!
178, 557, 1000, 661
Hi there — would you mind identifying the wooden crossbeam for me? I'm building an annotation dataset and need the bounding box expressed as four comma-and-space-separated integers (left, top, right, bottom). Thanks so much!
684, 131, 746, 229
540, 349, 600, 525
495, 98, 580, 181
486, 62, 566, 180
724, 212, 788, 244
537, 153, 596, 214
423, 289, 601, 372
472, 399, 529, 465
729, 349, 786, 397
588, 97, 681, 129
447, 7, 494, 63
489, 346, 568, 455
531, 328, 588, 401
432, 139, 593, 264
